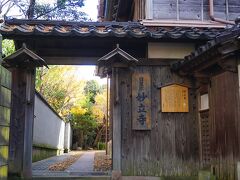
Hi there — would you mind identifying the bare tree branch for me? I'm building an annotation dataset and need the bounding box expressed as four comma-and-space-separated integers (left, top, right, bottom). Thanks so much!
3, 2, 14, 16
12, 2, 27, 17
2, 0, 11, 8
34, 4, 64, 19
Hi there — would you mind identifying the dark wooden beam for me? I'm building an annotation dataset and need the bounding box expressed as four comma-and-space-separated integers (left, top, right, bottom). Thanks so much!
43, 56, 99, 65
43, 56, 178, 66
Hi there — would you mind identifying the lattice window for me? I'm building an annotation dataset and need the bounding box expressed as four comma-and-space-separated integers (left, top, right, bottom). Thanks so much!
200, 110, 210, 165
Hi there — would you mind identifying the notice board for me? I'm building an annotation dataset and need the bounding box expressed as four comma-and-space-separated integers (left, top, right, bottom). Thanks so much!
161, 84, 189, 112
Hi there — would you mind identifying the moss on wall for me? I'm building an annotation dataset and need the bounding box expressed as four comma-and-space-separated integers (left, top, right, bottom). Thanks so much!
0, 165, 8, 178
32, 144, 64, 162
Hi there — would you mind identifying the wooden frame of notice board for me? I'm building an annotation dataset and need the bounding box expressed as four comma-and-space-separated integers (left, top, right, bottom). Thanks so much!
160, 83, 189, 113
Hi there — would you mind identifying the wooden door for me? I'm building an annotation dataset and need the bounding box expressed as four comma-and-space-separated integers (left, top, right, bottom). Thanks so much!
209, 71, 240, 180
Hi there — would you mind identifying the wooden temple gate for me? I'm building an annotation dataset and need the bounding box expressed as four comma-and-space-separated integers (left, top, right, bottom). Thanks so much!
0, 18, 240, 179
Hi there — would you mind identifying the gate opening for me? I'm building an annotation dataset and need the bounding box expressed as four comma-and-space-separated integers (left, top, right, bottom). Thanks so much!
32, 65, 111, 177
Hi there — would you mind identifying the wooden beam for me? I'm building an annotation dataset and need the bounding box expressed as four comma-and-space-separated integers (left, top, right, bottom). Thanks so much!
43, 56, 98, 65
217, 57, 238, 72
43, 56, 177, 66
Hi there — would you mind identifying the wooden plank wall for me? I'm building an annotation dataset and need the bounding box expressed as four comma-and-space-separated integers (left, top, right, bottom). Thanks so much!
209, 71, 240, 180
120, 66, 199, 176
133, 0, 146, 20
0, 66, 11, 178
153, 0, 240, 21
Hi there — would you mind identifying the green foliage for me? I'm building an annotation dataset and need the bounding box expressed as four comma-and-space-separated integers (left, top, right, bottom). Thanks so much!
84, 80, 100, 104
97, 142, 106, 150
2, 39, 15, 57
35, 65, 86, 120
70, 79, 107, 149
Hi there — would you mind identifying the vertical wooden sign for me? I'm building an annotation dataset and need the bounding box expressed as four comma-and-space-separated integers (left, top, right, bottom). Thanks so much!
132, 70, 151, 130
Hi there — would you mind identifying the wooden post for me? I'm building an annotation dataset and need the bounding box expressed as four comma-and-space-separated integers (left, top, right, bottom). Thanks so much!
112, 68, 122, 172
238, 61, 240, 97
106, 76, 109, 155
8, 67, 35, 178
23, 68, 36, 178
145, 0, 153, 19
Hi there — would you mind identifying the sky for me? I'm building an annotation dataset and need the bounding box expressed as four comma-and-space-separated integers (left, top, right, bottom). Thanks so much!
38, 0, 99, 21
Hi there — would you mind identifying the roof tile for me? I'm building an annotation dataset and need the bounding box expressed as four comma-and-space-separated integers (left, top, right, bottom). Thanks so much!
0, 19, 226, 40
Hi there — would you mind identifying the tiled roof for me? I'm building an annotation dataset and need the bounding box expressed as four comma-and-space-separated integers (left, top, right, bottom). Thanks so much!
172, 23, 240, 72
0, 19, 225, 40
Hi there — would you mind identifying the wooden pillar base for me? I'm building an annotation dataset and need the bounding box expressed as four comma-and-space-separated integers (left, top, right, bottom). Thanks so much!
112, 170, 122, 180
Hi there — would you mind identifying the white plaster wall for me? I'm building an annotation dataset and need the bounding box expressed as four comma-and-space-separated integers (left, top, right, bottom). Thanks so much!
64, 123, 72, 150
33, 94, 65, 150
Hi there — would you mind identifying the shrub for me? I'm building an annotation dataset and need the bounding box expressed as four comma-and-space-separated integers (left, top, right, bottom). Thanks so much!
97, 142, 106, 150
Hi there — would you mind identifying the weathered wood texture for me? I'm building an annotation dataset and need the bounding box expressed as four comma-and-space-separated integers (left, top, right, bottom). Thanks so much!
8, 68, 35, 178
153, 0, 240, 21
199, 109, 210, 166
121, 66, 199, 176
209, 71, 240, 180
238, 63, 240, 98
133, 0, 146, 20
161, 84, 189, 113
0, 66, 11, 178
112, 68, 122, 171
8, 68, 26, 176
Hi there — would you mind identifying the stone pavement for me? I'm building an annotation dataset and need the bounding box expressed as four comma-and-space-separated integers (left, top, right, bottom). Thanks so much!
32, 153, 70, 171
32, 150, 109, 177
66, 151, 95, 172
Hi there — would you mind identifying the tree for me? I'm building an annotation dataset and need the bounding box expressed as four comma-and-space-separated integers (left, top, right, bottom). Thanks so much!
92, 88, 108, 147
2, 39, 15, 57
35, 65, 86, 120
70, 80, 108, 149
71, 106, 98, 149
1, 0, 88, 21
84, 80, 100, 104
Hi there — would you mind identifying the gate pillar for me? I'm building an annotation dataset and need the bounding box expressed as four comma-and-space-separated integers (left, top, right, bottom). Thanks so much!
3, 44, 47, 178
96, 44, 138, 176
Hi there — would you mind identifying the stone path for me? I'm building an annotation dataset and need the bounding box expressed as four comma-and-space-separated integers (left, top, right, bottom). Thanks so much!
32, 153, 70, 171
32, 151, 109, 177
66, 151, 95, 172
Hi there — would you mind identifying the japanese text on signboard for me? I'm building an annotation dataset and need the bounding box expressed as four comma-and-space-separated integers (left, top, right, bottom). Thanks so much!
132, 71, 151, 130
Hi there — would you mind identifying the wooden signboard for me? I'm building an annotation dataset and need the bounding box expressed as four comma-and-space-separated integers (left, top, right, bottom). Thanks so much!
132, 70, 151, 130
161, 84, 189, 112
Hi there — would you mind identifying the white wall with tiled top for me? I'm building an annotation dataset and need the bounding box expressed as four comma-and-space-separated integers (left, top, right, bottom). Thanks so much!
33, 94, 69, 150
